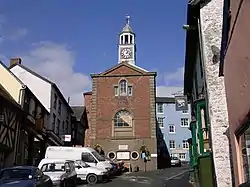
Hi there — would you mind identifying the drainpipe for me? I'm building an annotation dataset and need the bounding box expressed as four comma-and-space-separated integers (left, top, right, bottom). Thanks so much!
14, 86, 26, 165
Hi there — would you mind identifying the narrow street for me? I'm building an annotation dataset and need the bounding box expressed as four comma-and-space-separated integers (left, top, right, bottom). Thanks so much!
79, 166, 192, 187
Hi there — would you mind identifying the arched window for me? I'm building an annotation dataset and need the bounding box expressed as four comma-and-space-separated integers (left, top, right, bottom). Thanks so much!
119, 80, 127, 95
114, 110, 132, 127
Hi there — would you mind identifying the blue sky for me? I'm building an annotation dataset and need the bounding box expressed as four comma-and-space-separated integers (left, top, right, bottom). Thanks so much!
0, 0, 187, 105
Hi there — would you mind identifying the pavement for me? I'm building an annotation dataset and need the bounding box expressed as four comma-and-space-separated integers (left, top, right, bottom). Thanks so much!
78, 166, 192, 187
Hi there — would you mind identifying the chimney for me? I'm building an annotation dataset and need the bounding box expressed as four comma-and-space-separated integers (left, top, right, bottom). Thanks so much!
10, 58, 22, 67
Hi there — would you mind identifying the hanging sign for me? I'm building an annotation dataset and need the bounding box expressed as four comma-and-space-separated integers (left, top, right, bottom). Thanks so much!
175, 95, 188, 111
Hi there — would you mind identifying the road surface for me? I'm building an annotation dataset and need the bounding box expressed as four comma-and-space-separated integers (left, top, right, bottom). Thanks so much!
78, 166, 192, 187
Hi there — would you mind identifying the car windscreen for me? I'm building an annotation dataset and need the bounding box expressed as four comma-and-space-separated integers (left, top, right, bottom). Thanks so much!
41, 162, 65, 172
91, 151, 106, 162
0, 169, 32, 180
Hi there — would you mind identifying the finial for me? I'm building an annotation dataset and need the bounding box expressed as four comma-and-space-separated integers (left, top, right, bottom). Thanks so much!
125, 15, 130, 25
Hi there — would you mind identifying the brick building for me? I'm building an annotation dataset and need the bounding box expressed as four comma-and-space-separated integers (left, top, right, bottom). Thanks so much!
84, 16, 157, 171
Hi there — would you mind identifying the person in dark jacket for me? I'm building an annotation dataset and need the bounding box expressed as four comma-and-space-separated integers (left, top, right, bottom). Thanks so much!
95, 144, 105, 156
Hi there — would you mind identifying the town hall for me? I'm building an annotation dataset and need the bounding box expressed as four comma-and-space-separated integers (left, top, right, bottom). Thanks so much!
84, 16, 158, 171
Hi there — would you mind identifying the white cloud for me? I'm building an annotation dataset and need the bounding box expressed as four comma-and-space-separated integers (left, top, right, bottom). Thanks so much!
156, 66, 184, 97
156, 86, 183, 97
9, 28, 28, 40
21, 41, 92, 106
163, 66, 184, 86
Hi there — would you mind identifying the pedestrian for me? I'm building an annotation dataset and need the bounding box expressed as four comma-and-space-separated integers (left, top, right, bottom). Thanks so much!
95, 144, 105, 156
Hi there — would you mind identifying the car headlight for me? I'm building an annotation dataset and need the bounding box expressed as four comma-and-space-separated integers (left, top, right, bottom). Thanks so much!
100, 172, 106, 175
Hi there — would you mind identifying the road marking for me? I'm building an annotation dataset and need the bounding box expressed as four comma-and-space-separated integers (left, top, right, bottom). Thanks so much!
165, 169, 189, 181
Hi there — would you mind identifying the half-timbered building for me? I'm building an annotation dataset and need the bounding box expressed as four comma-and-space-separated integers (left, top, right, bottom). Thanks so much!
0, 84, 24, 167
0, 60, 48, 166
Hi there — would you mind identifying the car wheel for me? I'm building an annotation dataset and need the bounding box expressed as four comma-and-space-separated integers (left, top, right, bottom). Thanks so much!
87, 174, 98, 185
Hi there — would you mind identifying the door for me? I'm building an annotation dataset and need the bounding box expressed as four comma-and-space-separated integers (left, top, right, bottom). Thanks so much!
81, 153, 97, 167
74, 162, 87, 180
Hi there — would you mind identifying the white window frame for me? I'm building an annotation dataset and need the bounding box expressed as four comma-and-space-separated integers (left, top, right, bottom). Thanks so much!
157, 103, 164, 114
182, 110, 188, 114
119, 80, 127, 96
182, 140, 189, 149
114, 86, 119, 96
181, 118, 189, 127
158, 117, 164, 128
179, 153, 186, 160
169, 125, 175, 133
169, 140, 176, 149
128, 86, 133, 96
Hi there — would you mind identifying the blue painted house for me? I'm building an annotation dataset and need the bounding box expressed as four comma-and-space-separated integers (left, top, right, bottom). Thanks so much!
156, 96, 191, 162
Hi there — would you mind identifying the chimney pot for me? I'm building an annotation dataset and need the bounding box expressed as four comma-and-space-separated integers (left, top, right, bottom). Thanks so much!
10, 58, 22, 67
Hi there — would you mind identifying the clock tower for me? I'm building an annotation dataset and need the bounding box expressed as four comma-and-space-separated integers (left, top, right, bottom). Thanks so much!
118, 15, 136, 65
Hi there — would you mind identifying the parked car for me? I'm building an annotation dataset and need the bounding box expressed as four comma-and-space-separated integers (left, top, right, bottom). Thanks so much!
105, 157, 124, 175
74, 160, 108, 184
38, 159, 77, 187
0, 166, 53, 187
170, 156, 181, 167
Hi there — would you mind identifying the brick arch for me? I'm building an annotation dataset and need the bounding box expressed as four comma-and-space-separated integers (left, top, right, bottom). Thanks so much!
111, 108, 135, 137
112, 108, 134, 120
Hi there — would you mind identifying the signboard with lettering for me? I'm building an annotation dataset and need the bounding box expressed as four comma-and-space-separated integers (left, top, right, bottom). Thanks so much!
118, 145, 128, 150
175, 95, 188, 111
116, 152, 130, 160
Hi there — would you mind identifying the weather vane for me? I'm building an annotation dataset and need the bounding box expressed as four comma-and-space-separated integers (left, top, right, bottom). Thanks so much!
125, 15, 130, 25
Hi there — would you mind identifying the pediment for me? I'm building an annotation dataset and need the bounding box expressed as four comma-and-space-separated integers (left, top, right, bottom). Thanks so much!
98, 62, 148, 76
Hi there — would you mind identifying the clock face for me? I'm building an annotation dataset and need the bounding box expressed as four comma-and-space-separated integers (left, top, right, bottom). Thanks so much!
120, 48, 132, 59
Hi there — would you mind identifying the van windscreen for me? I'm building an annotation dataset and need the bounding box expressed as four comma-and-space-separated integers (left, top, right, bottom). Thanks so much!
92, 151, 105, 161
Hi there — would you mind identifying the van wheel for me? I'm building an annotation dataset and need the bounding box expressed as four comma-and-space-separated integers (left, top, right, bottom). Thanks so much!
87, 174, 98, 185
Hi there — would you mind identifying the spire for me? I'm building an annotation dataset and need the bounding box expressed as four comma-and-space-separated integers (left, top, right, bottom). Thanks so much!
121, 15, 133, 33
125, 15, 130, 25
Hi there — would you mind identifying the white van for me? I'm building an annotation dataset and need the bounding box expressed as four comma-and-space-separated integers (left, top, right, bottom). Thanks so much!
38, 159, 108, 185
45, 147, 112, 172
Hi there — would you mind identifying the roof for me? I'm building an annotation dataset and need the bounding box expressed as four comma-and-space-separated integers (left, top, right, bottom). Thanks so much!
0, 61, 26, 87
120, 15, 134, 34
0, 61, 49, 114
40, 158, 74, 163
71, 106, 86, 121
2, 166, 38, 170
91, 62, 156, 78
121, 23, 134, 34
9, 63, 73, 113
184, 4, 200, 96
0, 84, 23, 110
156, 97, 175, 104
83, 91, 92, 96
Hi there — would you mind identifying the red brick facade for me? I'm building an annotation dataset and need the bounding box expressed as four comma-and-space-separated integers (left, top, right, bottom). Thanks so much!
83, 92, 92, 147
84, 62, 157, 171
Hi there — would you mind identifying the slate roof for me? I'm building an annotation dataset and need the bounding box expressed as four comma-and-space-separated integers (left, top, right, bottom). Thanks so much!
71, 106, 86, 121
156, 97, 175, 104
